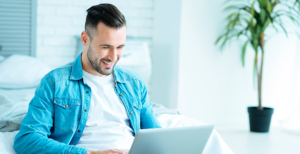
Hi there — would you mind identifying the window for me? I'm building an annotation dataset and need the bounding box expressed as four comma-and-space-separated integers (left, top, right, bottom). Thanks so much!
0, 0, 37, 57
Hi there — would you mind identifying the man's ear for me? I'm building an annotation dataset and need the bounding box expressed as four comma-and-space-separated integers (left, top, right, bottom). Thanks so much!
81, 31, 90, 46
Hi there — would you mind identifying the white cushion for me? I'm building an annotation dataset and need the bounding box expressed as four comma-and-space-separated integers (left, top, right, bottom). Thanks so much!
0, 54, 52, 89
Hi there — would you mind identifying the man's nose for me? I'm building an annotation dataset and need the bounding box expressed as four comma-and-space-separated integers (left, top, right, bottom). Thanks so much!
108, 48, 118, 62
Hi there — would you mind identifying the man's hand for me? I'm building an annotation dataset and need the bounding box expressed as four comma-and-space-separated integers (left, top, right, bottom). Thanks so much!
87, 149, 128, 154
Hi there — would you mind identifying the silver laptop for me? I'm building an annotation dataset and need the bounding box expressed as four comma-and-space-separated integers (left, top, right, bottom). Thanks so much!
126, 125, 214, 154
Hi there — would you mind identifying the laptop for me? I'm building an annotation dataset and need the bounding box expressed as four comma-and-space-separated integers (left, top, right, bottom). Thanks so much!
125, 125, 214, 154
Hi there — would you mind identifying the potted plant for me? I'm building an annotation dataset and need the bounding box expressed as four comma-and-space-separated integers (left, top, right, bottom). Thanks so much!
216, 0, 300, 132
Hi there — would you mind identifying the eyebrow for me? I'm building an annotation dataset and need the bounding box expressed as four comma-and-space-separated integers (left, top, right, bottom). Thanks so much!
99, 44, 112, 47
118, 44, 125, 48
99, 44, 125, 48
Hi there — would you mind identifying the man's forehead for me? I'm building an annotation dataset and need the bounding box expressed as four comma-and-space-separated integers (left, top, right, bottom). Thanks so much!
92, 24, 125, 41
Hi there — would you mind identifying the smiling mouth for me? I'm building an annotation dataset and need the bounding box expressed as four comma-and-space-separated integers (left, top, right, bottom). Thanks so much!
101, 60, 113, 68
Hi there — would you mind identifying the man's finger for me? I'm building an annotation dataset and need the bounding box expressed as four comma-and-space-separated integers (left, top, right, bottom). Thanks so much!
109, 149, 127, 154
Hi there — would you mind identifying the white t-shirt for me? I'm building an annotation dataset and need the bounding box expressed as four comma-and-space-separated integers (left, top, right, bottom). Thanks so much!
76, 71, 135, 151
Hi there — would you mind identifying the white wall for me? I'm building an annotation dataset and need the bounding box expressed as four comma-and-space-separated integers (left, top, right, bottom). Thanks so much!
177, 0, 300, 126
177, 0, 255, 126
151, 0, 182, 108
263, 34, 300, 128
36, 0, 154, 68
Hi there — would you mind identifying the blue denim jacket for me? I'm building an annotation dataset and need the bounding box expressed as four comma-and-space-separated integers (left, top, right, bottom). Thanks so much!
14, 55, 161, 154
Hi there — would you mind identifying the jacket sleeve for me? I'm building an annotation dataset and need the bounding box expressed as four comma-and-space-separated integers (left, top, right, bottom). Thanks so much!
139, 80, 162, 129
13, 74, 89, 154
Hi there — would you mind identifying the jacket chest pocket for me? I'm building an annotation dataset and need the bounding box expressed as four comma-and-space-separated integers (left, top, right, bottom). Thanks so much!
54, 98, 81, 132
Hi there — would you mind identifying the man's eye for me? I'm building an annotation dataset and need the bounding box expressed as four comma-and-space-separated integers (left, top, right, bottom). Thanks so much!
117, 46, 124, 49
102, 46, 109, 49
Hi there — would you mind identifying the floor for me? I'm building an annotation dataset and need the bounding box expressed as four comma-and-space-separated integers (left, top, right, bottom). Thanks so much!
215, 125, 300, 154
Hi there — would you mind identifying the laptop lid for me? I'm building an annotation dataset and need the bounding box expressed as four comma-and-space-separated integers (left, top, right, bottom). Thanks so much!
128, 125, 214, 154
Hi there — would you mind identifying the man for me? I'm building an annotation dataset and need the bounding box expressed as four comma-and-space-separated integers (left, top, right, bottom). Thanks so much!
14, 3, 161, 154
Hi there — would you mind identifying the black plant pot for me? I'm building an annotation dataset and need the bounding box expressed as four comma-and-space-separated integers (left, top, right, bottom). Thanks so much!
247, 107, 274, 132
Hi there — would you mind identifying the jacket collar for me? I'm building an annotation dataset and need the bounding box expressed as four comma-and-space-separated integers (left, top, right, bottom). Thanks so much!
70, 54, 83, 81
70, 54, 125, 83
112, 65, 125, 83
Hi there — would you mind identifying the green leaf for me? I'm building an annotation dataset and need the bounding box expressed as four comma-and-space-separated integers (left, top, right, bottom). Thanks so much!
257, 25, 262, 35
295, 0, 300, 6
263, 7, 273, 23
251, 2, 255, 16
241, 7, 251, 13
219, 33, 239, 49
249, 24, 255, 34
286, 21, 300, 39
220, 37, 229, 49
215, 35, 224, 45
271, 22, 279, 32
295, 30, 300, 39
226, 12, 239, 20
281, 3, 300, 16
231, 14, 240, 29
260, 7, 266, 23
271, 0, 278, 10
262, 18, 270, 32
266, 0, 272, 12
251, 39, 259, 53
242, 40, 249, 67
226, 19, 239, 30
258, 0, 266, 7
224, 5, 245, 11
237, 26, 250, 38
288, 15, 300, 27
262, 0, 267, 7
275, 21, 288, 37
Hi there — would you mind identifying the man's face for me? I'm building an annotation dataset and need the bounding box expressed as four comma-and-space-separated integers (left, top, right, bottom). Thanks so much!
87, 22, 126, 76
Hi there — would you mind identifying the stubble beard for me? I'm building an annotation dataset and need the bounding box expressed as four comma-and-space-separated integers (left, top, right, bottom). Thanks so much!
87, 43, 116, 76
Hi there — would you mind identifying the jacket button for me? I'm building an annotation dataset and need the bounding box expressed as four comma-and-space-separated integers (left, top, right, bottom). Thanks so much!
138, 105, 140, 107
84, 109, 87, 112
86, 91, 89, 93
119, 94, 122, 96
130, 111, 133, 114
65, 105, 68, 108
78, 130, 81, 133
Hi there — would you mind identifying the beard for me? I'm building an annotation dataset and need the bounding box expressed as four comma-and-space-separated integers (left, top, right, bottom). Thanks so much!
87, 43, 118, 76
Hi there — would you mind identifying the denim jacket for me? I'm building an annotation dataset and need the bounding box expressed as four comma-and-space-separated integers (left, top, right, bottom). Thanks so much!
14, 55, 161, 154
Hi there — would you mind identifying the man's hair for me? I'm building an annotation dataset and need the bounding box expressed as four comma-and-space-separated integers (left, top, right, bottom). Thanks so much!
85, 3, 126, 40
